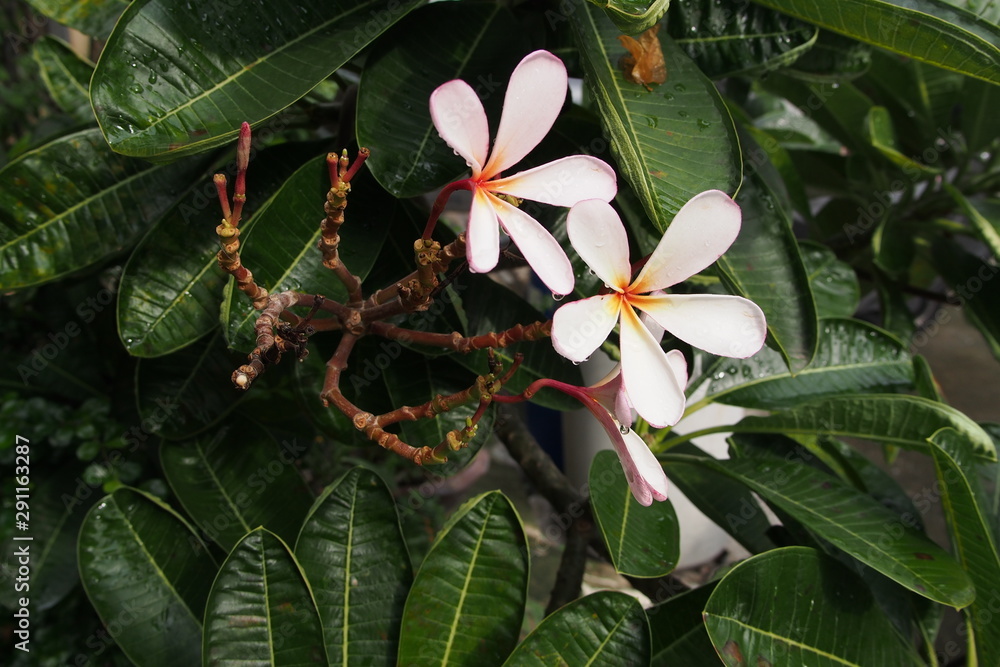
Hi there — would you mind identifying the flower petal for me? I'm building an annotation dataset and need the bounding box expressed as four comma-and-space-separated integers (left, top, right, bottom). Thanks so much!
617, 428, 669, 505
631, 293, 767, 358
489, 156, 617, 206
619, 306, 686, 427
430, 79, 490, 175
631, 189, 742, 293
482, 51, 567, 177
664, 349, 688, 388
466, 188, 501, 274
551, 295, 621, 363
564, 199, 632, 289
491, 194, 575, 295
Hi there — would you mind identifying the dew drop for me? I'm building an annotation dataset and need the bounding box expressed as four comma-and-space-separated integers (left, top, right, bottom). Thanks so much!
619, 424, 630, 435
552, 292, 565, 301
129, 84, 143, 94
678, 110, 689, 118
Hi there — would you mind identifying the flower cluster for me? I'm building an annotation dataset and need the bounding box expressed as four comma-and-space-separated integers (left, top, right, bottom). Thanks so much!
431, 51, 767, 505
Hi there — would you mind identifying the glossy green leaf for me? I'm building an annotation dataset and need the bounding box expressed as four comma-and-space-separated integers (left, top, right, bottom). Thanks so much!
662, 448, 777, 555
864, 106, 940, 174
930, 239, 1000, 361
669, 453, 976, 607
718, 172, 818, 373
502, 591, 650, 666
380, 351, 496, 476
704, 547, 925, 665
962, 76, 1000, 154
222, 159, 389, 350
731, 393, 997, 460
31, 36, 94, 123
589, 450, 679, 577
946, 186, 1000, 260
648, 584, 719, 666
592, 0, 670, 33
0, 467, 96, 611
702, 318, 912, 410
929, 428, 1000, 662
203, 528, 326, 666
572, 3, 741, 232
78, 487, 216, 666
135, 331, 245, 440
398, 491, 528, 666
160, 421, 313, 551
357, 3, 527, 197
801, 241, 860, 319
294, 468, 412, 666
750, 0, 1000, 85
785, 30, 873, 82
91, 0, 421, 158
25, 0, 126, 38
456, 273, 583, 411
665, 0, 817, 79
0, 129, 206, 289
118, 142, 323, 357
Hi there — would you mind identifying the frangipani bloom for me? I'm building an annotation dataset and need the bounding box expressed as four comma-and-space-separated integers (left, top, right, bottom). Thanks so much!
430, 50, 617, 295
551, 191, 768, 428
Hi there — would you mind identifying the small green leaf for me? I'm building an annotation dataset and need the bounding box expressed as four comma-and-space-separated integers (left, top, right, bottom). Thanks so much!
26, 0, 127, 38
704, 547, 925, 665
929, 428, 1000, 662
703, 318, 912, 410
91, 0, 421, 158
294, 468, 412, 666
664, 453, 975, 606
572, 4, 741, 232
801, 241, 860, 319
0, 129, 207, 289
78, 487, 216, 666
733, 393, 997, 460
593, 0, 670, 33
502, 591, 650, 666
203, 528, 326, 666
751, 0, 1000, 85
31, 36, 95, 123
589, 450, 679, 577
398, 491, 528, 666
946, 186, 1000, 261
865, 106, 941, 174
160, 422, 313, 551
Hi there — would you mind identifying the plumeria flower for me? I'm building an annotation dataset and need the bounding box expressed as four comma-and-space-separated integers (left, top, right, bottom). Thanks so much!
551, 191, 768, 428
429, 50, 617, 296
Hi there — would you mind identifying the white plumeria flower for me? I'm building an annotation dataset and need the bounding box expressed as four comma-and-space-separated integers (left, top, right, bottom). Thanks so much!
551, 191, 768, 428
429, 50, 617, 296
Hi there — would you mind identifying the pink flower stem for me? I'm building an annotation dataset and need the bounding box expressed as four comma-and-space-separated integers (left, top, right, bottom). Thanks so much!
422, 179, 474, 240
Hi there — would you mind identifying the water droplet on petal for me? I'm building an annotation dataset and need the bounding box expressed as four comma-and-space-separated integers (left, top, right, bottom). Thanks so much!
619, 424, 630, 435
552, 292, 565, 301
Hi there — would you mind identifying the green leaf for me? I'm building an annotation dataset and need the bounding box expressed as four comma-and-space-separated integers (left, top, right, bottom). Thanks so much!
648, 584, 721, 665
118, 142, 323, 357
31, 36, 95, 123
589, 450, 679, 577
91, 0, 421, 158
731, 394, 997, 460
0, 129, 207, 289
502, 591, 650, 666
357, 3, 527, 197
572, 4, 741, 232
222, 159, 389, 350
673, 452, 976, 607
702, 318, 912, 410
0, 467, 97, 611
78, 487, 216, 666
751, 0, 1000, 85
704, 547, 925, 665
294, 468, 412, 666
665, 1, 817, 79
25, 0, 127, 38
865, 106, 941, 175
961, 76, 1000, 154
593, 0, 670, 33
717, 171, 818, 373
203, 528, 326, 666
785, 30, 873, 82
928, 428, 1000, 662
946, 186, 1000, 260
930, 238, 1000, 361
398, 491, 528, 666
160, 422, 313, 551
456, 273, 583, 411
801, 240, 860, 319
135, 331, 245, 440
